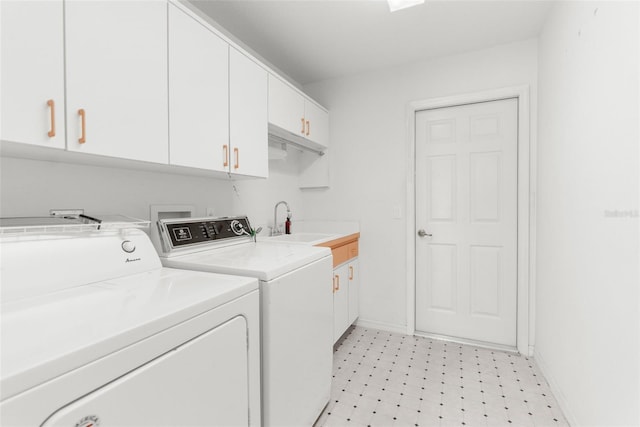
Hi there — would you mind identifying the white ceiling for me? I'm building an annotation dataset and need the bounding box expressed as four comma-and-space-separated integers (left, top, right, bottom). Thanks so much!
189, 0, 554, 85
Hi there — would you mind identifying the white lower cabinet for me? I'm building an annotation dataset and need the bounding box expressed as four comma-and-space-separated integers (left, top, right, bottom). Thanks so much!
333, 258, 359, 343
347, 259, 359, 325
320, 235, 360, 344
333, 264, 349, 342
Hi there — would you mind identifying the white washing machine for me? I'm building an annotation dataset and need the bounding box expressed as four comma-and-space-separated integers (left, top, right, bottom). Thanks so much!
0, 220, 261, 426
155, 216, 333, 427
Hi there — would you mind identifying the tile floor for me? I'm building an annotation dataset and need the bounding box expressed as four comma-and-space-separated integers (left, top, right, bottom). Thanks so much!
315, 326, 569, 427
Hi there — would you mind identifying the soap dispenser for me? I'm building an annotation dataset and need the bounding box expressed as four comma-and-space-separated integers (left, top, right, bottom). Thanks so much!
285, 213, 292, 234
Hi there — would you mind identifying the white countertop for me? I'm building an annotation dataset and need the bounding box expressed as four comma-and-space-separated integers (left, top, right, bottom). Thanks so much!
260, 220, 360, 245
292, 220, 360, 236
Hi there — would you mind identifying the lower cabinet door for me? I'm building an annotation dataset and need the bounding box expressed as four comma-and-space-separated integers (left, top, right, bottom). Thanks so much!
333, 264, 349, 343
348, 259, 359, 325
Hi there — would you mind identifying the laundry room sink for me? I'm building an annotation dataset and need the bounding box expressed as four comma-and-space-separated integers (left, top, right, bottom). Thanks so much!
266, 232, 338, 245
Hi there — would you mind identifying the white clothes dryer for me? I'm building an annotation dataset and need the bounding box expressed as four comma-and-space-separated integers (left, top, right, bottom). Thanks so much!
1, 225, 260, 426
155, 216, 333, 427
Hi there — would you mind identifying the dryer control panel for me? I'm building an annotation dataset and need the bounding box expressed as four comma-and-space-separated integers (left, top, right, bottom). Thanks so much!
158, 216, 252, 253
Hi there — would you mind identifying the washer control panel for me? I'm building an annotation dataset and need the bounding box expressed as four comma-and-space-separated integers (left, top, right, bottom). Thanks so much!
160, 216, 252, 249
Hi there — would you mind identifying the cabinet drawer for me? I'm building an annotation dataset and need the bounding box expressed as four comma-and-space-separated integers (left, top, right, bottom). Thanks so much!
316, 233, 360, 268
347, 241, 359, 259
331, 245, 350, 268
330, 241, 359, 268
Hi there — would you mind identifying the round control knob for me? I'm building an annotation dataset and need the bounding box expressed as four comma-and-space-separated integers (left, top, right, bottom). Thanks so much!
121, 240, 136, 253
230, 220, 245, 235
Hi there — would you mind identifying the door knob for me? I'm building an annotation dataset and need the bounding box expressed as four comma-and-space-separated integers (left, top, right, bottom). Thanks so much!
417, 229, 432, 237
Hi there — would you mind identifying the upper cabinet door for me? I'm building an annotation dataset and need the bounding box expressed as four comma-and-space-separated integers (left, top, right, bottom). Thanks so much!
65, 1, 168, 164
230, 48, 268, 178
1, 0, 65, 149
268, 73, 329, 150
304, 100, 329, 148
168, 4, 229, 172
268, 74, 305, 137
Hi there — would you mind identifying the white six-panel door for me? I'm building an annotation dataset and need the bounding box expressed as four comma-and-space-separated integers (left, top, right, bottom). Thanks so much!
415, 98, 518, 347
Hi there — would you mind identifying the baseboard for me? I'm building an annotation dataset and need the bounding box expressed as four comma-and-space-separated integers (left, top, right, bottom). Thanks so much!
534, 349, 578, 426
354, 318, 407, 335
414, 331, 519, 354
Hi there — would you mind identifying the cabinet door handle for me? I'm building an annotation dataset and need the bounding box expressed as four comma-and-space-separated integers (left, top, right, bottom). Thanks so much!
234, 147, 239, 169
223, 145, 228, 167
349, 266, 354, 280
78, 109, 86, 144
47, 99, 56, 137
301, 117, 305, 134
335, 274, 340, 291
306, 120, 310, 136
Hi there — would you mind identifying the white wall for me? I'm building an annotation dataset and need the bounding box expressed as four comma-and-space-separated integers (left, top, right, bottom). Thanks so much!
230, 150, 305, 233
0, 157, 234, 220
536, 2, 639, 425
303, 39, 538, 331
0, 153, 305, 234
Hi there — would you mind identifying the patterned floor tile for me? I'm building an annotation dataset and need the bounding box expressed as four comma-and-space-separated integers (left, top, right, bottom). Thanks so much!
315, 326, 568, 427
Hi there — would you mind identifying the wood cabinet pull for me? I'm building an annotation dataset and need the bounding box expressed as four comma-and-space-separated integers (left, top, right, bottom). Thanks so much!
47, 99, 56, 137
349, 266, 354, 280
223, 145, 229, 167
301, 117, 305, 134
78, 109, 86, 144
306, 120, 310, 136
234, 147, 239, 169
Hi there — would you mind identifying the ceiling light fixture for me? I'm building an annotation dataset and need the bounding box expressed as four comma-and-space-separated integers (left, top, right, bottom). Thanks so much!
387, 0, 425, 12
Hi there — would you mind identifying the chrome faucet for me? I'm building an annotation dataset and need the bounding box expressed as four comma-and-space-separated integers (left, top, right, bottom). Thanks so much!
272, 201, 291, 236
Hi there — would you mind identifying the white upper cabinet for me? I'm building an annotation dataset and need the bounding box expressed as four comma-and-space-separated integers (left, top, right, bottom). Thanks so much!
303, 100, 329, 148
65, 0, 168, 164
1, 0, 66, 149
1, 0, 327, 180
268, 74, 329, 150
168, 4, 229, 172
268, 75, 306, 137
229, 48, 268, 178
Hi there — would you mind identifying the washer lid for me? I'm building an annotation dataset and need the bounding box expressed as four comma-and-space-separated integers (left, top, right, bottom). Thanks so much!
162, 242, 331, 281
0, 268, 258, 401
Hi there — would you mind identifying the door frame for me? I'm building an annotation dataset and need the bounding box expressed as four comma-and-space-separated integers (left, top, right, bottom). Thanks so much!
405, 86, 535, 356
